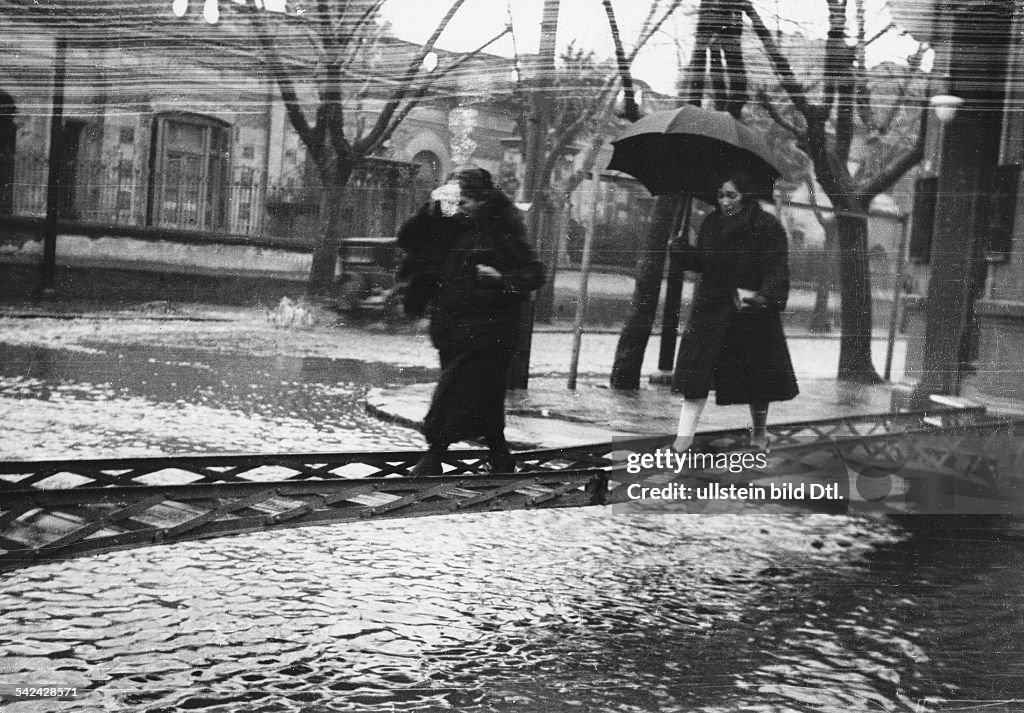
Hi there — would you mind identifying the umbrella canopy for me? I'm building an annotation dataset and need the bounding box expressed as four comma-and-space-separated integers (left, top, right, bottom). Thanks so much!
607, 105, 783, 201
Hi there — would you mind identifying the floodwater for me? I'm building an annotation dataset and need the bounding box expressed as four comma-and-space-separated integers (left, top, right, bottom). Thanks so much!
1, 333, 1023, 712
0, 341, 431, 458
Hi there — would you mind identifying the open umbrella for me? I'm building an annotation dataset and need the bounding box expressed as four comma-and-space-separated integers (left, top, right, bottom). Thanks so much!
607, 105, 783, 201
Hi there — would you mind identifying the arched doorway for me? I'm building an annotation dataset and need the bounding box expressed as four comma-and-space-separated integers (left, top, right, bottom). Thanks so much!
411, 150, 442, 201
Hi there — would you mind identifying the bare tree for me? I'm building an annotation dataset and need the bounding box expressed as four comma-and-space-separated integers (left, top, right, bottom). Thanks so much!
744, 0, 929, 382
612, 0, 929, 388
237, 1, 509, 295
523, 0, 683, 323
804, 177, 837, 332
610, 0, 743, 390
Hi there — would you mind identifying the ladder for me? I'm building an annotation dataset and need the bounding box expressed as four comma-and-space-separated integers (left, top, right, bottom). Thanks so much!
1, 407, 1021, 572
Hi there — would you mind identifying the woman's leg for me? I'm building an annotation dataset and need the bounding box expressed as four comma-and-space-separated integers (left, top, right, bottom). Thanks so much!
412, 349, 456, 478
410, 439, 447, 477
749, 402, 769, 450
484, 433, 517, 473
673, 397, 707, 453
484, 349, 517, 473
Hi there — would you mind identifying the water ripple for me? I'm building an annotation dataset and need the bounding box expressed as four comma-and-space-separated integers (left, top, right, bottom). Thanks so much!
2, 342, 1023, 711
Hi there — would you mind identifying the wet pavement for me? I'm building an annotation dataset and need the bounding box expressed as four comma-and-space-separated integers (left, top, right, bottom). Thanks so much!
0, 340, 432, 459
368, 316, 917, 449
0, 303, 921, 453
367, 375, 903, 449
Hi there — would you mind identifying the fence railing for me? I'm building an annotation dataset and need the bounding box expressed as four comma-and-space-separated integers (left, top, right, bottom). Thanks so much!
775, 200, 910, 295
2, 152, 424, 242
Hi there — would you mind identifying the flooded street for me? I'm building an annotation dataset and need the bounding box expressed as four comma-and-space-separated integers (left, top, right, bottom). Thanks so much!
1, 314, 1022, 712
0, 341, 431, 458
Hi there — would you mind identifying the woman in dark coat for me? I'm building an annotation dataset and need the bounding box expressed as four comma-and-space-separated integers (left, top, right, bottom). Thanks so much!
671, 172, 798, 452
397, 166, 546, 476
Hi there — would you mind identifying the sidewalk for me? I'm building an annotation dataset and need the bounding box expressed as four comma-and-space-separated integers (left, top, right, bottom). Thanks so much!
366, 376, 905, 450
550, 268, 900, 330
367, 278, 1024, 449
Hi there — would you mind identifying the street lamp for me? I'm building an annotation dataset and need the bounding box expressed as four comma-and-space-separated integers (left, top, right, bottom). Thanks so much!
170, 0, 219, 23
930, 93, 963, 124
203, 0, 219, 24
613, 87, 644, 120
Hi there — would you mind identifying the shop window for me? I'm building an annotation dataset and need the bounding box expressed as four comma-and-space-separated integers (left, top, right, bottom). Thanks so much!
908, 176, 938, 263
149, 113, 229, 231
412, 150, 441, 190
57, 120, 86, 220
986, 163, 1019, 263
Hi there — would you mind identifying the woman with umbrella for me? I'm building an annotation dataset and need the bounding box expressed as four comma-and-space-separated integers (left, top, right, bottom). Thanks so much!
396, 166, 546, 476
671, 171, 798, 453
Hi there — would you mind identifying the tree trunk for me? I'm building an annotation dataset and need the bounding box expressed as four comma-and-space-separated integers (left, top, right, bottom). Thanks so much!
308, 182, 346, 297
835, 213, 882, 382
610, 195, 680, 390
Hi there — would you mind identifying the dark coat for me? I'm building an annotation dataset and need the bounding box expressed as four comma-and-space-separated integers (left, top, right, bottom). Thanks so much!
672, 202, 799, 405
396, 193, 546, 354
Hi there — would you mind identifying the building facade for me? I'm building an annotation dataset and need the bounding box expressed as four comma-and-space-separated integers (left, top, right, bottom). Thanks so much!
891, 0, 1024, 402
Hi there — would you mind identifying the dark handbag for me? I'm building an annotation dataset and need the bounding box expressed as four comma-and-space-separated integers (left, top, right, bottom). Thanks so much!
670, 239, 702, 272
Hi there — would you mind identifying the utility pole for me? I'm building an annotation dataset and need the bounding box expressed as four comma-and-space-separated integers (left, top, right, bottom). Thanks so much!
912, 3, 1011, 401
507, 0, 560, 389
40, 35, 67, 297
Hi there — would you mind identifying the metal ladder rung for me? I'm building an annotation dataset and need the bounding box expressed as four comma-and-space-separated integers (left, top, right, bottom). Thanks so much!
244, 495, 310, 516
128, 500, 213, 528
5, 510, 120, 549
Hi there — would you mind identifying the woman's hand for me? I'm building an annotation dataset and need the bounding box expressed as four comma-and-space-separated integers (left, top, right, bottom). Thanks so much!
740, 294, 770, 312
431, 183, 461, 217
476, 265, 502, 280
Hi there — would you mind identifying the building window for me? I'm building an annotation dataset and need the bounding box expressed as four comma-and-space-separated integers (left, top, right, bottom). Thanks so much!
412, 150, 441, 189
149, 113, 229, 231
908, 176, 938, 263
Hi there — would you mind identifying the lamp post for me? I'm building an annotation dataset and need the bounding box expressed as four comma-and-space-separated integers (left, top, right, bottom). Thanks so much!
929, 93, 963, 125
912, 86, 981, 401
39, 34, 67, 298
506, 0, 560, 390
172, 0, 221, 23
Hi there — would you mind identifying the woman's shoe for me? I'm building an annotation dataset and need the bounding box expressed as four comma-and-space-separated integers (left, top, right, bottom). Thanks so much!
672, 435, 694, 454
489, 453, 518, 474
749, 433, 770, 453
409, 451, 443, 478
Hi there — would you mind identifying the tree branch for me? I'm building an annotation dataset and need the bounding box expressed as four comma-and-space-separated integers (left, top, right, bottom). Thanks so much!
336, 0, 385, 49
806, 175, 836, 229
828, 0, 855, 163
875, 43, 929, 136
360, 24, 511, 153
251, 12, 321, 165
739, 0, 817, 122
602, 0, 640, 121
854, 0, 875, 132
629, 0, 684, 62
756, 87, 806, 139
858, 100, 926, 198
364, 0, 468, 143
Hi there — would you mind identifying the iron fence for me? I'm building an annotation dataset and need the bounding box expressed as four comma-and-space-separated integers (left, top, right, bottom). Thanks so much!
2, 153, 424, 242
